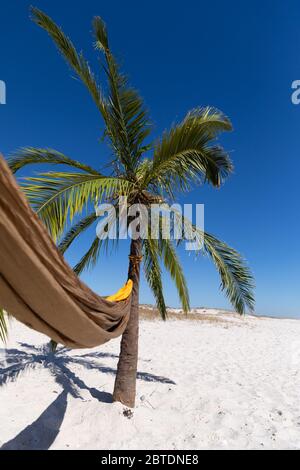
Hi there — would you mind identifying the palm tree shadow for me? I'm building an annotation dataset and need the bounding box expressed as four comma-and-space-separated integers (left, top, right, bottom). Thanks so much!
0, 344, 118, 401
1, 390, 68, 450
0, 343, 176, 391
0, 342, 176, 450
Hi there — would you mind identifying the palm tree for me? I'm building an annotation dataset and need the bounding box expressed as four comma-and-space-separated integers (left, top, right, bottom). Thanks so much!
6, 8, 254, 407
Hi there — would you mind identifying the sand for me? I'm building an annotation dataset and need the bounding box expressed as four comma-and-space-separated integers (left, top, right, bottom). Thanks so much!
0, 311, 300, 450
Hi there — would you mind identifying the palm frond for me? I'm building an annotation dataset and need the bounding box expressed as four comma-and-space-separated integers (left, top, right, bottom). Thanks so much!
147, 107, 233, 196
22, 172, 135, 241
58, 213, 97, 254
72, 204, 120, 275
158, 238, 190, 313
92, 16, 109, 52
0, 360, 41, 387
202, 232, 255, 314
93, 17, 151, 172
8, 148, 100, 175
168, 208, 254, 314
73, 236, 103, 275
31, 7, 107, 119
143, 238, 167, 319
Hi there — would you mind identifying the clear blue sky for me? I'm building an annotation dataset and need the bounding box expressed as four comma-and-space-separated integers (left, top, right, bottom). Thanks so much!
1, 0, 299, 317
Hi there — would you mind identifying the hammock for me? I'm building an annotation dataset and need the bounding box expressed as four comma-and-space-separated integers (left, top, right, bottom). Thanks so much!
0, 154, 132, 348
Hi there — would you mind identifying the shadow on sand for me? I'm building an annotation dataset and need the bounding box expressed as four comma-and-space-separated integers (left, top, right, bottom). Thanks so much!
1, 391, 68, 450
0, 342, 176, 450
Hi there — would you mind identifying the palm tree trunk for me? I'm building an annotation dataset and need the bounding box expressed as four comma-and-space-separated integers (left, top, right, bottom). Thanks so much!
49, 339, 58, 353
112, 238, 142, 408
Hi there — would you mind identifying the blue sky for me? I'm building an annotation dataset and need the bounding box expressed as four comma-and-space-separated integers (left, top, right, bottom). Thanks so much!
1, 0, 299, 317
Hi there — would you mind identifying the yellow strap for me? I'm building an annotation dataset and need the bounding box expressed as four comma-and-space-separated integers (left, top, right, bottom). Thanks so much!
106, 279, 133, 302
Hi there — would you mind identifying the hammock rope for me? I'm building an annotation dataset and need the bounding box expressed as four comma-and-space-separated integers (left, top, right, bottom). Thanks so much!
128, 255, 143, 274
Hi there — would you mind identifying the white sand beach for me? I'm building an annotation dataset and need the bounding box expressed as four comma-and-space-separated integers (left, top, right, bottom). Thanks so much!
0, 311, 300, 450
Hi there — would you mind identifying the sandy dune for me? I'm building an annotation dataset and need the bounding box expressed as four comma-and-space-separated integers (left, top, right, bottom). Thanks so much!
0, 312, 300, 450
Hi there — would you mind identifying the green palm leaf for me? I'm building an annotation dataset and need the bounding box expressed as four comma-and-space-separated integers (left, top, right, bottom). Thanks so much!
73, 237, 103, 275
93, 16, 151, 172
158, 238, 190, 313
148, 107, 233, 196
203, 232, 255, 314
22, 172, 135, 241
168, 209, 254, 314
143, 238, 167, 319
72, 204, 120, 275
31, 7, 107, 119
8, 148, 100, 175
58, 213, 97, 254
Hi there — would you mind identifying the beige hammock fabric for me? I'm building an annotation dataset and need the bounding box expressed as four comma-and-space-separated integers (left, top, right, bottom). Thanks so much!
0, 154, 131, 348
